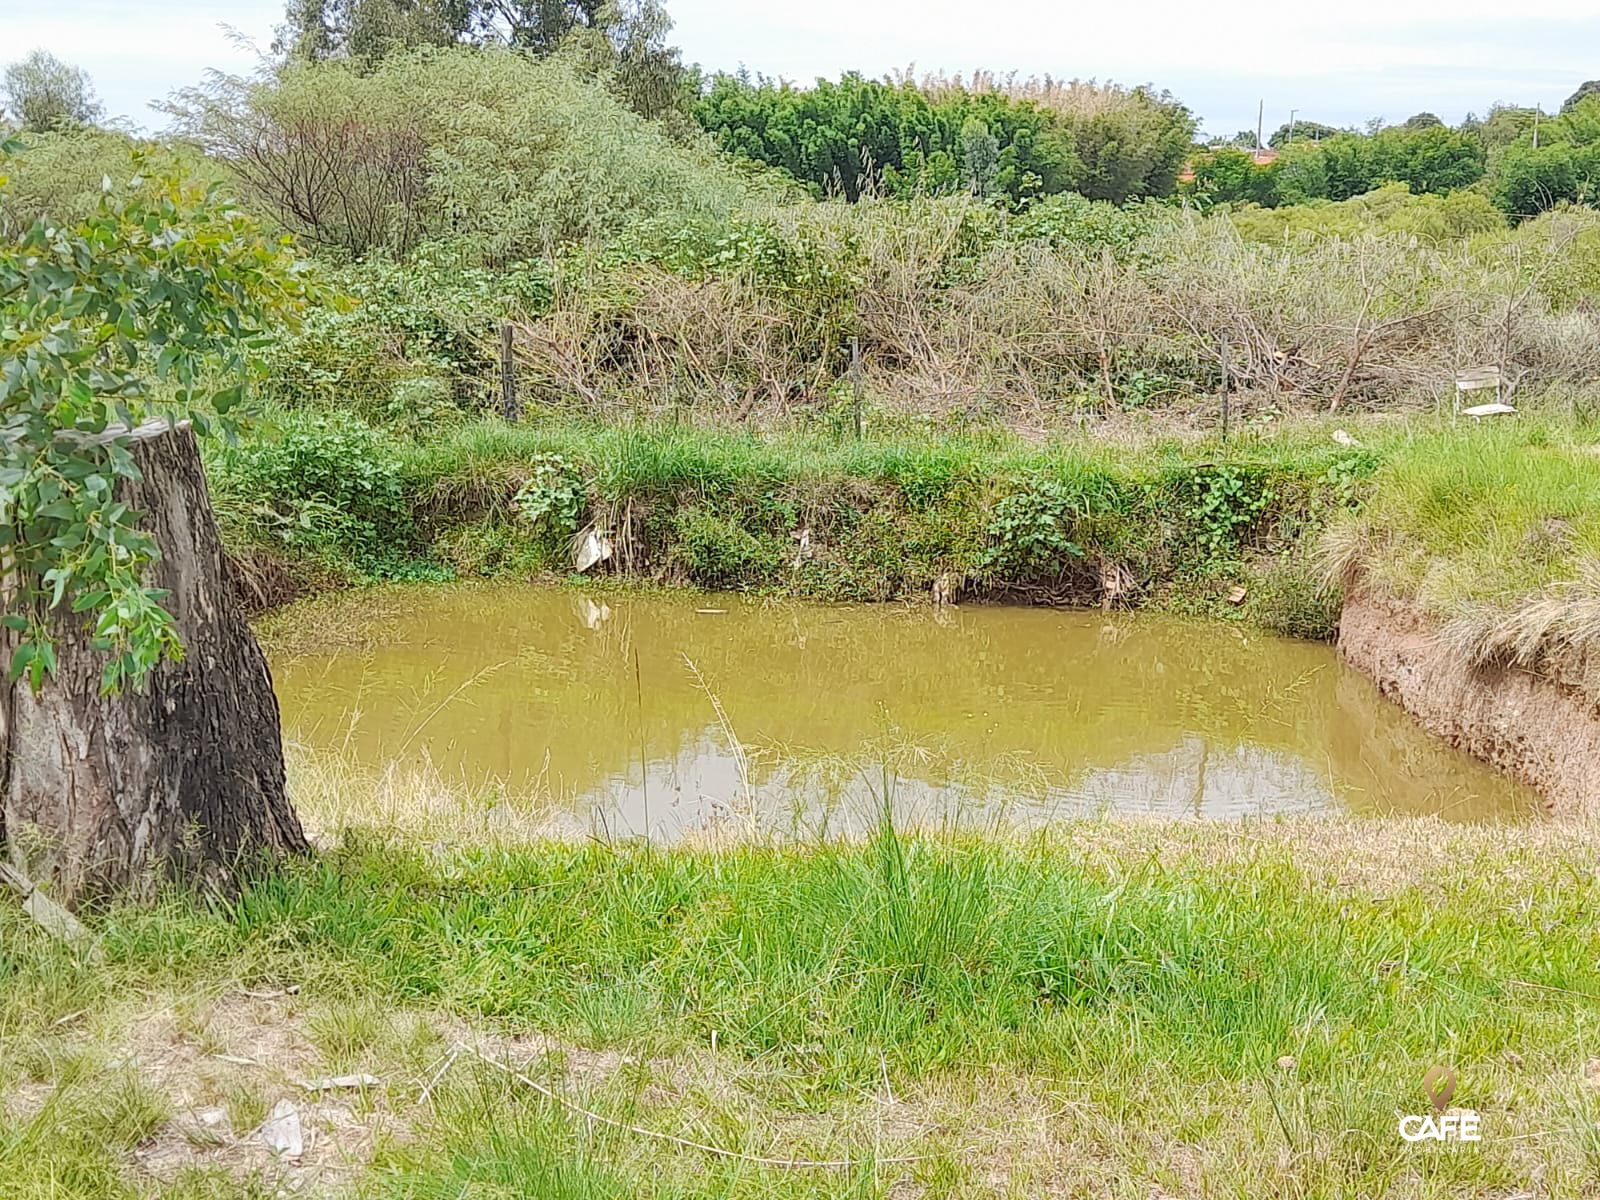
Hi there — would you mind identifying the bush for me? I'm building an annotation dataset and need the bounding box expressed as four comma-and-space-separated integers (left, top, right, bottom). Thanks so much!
167, 48, 769, 262
692, 72, 1083, 205
1228, 183, 1505, 244
510, 453, 587, 546
0, 129, 218, 234
259, 250, 552, 419
1177, 465, 1273, 561
211, 413, 415, 575
982, 475, 1089, 581
673, 509, 783, 589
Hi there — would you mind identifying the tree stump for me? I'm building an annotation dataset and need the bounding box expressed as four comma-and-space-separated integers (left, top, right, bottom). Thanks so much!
1, 422, 307, 904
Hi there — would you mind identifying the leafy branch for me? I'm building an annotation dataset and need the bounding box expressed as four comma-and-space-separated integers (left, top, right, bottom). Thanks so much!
0, 141, 312, 692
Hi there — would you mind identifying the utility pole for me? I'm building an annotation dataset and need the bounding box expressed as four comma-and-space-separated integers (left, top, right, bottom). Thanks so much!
1257, 98, 1265, 151
1287, 108, 1298, 145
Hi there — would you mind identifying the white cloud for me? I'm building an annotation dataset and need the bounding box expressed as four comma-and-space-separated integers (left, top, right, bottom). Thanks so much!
2, 0, 281, 129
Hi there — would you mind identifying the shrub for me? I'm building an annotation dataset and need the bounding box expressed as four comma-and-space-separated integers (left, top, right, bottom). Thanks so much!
692, 71, 1084, 205
211, 413, 414, 575
510, 454, 588, 544
673, 509, 783, 589
1178, 466, 1273, 561
167, 48, 768, 262
0, 129, 220, 234
982, 475, 1088, 580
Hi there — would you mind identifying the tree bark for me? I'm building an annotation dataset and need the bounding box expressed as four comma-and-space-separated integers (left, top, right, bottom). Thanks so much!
1, 421, 307, 905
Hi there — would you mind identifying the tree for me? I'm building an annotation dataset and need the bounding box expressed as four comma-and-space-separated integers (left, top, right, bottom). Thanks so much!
560, 0, 688, 124
275, 0, 687, 121
0, 141, 312, 899
1062, 85, 1195, 203
1479, 105, 1540, 148
1490, 142, 1593, 216
1268, 119, 1340, 147
958, 116, 1000, 196
1273, 141, 1330, 204
1183, 146, 1278, 207
1, 51, 103, 134
1563, 80, 1600, 114
1371, 124, 1485, 193
1401, 111, 1443, 130
692, 72, 1085, 204
165, 50, 752, 261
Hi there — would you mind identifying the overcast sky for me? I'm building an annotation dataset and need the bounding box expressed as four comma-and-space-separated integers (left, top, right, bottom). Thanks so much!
5, 0, 1600, 137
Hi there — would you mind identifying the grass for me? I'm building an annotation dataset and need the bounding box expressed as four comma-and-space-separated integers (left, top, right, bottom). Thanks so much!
214, 400, 1600, 662
69, 401, 1593, 1195
4, 802, 1600, 1198
1327, 417, 1600, 665
216, 403, 1395, 633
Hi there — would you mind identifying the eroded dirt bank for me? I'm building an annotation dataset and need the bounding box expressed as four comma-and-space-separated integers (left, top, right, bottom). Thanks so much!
1339, 591, 1600, 817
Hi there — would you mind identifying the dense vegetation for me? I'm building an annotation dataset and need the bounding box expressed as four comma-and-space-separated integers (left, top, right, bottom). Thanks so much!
1186, 99, 1600, 215
692, 72, 1192, 204
9, 19, 1600, 1200
7, 23, 1600, 657
206, 411, 1376, 638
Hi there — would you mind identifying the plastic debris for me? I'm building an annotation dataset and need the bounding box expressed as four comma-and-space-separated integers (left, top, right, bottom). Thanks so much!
258, 1099, 304, 1157
577, 597, 611, 629
574, 529, 613, 573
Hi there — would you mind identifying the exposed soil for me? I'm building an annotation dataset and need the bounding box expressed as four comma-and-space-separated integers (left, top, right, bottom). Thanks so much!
1338, 589, 1600, 817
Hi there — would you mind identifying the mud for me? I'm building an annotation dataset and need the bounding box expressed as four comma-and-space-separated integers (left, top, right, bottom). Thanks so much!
1339, 590, 1600, 817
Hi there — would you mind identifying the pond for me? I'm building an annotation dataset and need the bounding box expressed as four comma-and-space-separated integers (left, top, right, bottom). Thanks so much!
269, 585, 1539, 840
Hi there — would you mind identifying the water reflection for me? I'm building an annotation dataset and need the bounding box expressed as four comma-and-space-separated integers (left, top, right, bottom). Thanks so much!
269, 585, 1538, 840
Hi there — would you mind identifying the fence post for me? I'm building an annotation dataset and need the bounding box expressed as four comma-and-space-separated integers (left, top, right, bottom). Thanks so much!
1218, 335, 1230, 445
850, 335, 864, 440
500, 322, 519, 423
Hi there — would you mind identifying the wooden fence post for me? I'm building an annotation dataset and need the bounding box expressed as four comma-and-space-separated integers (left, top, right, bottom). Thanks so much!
850, 336, 863, 440
1219, 336, 1231, 444
500, 322, 519, 422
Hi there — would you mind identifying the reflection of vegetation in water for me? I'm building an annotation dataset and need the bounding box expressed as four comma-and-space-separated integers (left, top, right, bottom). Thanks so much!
270, 585, 1537, 832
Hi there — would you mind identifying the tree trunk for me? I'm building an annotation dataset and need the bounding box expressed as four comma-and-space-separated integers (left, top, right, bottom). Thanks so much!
0, 421, 307, 905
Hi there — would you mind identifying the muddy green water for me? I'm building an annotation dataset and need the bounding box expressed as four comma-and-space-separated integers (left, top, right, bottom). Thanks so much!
270, 585, 1538, 839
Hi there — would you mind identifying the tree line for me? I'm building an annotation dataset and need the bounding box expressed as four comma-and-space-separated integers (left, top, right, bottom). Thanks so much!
692, 72, 1194, 206
1188, 87, 1600, 218
7, 1, 1600, 224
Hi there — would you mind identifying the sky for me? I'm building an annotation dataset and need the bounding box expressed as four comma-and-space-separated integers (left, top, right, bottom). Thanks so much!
4, 0, 1600, 137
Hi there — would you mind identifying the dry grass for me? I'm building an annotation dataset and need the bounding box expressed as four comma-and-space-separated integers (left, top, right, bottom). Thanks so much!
1324, 417, 1600, 677
283, 744, 564, 846
1436, 558, 1600, 667
509, 188, 1600, 425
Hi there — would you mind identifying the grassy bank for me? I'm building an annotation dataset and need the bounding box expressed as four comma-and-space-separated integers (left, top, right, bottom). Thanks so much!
1329, 419, 1600, 667
3, 808, 1600, 1199
209, 405, 1600, 656
210, 408, 1387, 637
